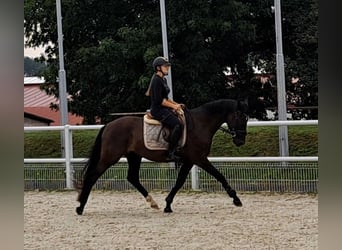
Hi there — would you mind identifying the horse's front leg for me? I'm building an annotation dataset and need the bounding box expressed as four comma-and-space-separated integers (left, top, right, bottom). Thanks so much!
164, 163, 193, 213
198, 158, 242, 207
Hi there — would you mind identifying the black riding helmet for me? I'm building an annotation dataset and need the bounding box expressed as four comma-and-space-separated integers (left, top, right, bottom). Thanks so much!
152, 56, 171, 71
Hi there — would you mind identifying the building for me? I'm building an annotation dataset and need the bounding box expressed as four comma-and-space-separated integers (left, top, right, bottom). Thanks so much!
24, 112, 54, 126
24, 77, 83, 126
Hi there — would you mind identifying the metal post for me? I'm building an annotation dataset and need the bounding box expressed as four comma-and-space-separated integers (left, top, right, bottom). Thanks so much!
191, 165, 200, 190
56, 0, 72, 184
56, 0, 69, 126
159, 0, 173, 99
64, 125, 73, 189
159, 0, 177, 169
274, 0, 289, 157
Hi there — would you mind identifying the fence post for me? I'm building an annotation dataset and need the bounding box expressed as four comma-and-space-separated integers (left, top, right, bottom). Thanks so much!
64, 125, 73, 189
191, 165, 200, 190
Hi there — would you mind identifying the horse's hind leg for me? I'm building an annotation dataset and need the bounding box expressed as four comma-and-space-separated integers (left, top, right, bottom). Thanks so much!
198, 159, 242, 207
126, 152, 159, 209
164, 162, 193, 213
76, 161, 114, 215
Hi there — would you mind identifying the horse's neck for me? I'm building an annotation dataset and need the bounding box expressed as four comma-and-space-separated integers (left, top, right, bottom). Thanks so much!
191, 100, 237, 134
207, 113, 226, 134
190, 110, 226, 135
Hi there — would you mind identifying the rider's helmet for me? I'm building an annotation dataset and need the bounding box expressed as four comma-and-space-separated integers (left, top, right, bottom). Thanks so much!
152, 56, 171, 71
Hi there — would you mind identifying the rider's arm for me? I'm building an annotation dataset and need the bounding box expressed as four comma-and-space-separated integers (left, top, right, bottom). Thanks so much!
162, 98, 181, 110
168, 99, 185, 109
168, 99, 178, 104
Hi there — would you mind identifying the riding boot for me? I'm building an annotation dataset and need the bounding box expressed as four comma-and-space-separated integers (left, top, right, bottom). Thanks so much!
166, 124, 182, 161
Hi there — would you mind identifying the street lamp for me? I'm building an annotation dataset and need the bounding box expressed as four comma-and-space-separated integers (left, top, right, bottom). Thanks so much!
56, 0, 68, 126
159, 0, 173, 99
56, 0, 73, 189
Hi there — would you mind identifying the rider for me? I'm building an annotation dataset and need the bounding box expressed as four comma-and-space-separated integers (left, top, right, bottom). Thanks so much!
145, 56, 184, 161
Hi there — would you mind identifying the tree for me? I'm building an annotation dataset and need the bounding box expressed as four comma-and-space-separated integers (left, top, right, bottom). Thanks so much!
25, 0, 158, 123
240, 0, 318, 119
24, 0, 317, 123
281, 0, 318, 119
166, 0, 257, 107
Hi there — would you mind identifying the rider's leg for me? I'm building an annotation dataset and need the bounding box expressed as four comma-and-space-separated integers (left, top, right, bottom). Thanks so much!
154, 109, 184, 161
167, 123, 183, 160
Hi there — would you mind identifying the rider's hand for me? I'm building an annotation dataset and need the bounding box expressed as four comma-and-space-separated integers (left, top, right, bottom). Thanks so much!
174, 104, 182, 111
176, 108, 184, 116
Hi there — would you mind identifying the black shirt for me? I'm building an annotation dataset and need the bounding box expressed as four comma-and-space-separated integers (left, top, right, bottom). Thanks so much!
150, 74, 170, 113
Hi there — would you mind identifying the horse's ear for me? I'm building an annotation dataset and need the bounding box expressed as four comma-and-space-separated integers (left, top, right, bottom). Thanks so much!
237, 98, 249, 114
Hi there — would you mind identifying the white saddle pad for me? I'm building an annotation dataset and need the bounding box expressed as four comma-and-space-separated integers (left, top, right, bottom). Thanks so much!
143, 114, 186, 150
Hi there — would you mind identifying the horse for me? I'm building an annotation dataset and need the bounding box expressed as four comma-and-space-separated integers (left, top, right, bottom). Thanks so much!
75, 98, 251, 215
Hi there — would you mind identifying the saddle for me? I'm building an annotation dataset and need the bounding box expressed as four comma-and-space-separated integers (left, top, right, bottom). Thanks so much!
143, 112, 186, 150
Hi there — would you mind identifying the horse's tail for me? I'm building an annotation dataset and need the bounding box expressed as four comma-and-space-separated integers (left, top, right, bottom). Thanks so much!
74, 125, 106, 190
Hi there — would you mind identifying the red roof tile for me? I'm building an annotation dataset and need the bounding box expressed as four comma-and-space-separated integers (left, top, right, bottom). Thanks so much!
24, 85, 58, 107
24, 82, 84, 126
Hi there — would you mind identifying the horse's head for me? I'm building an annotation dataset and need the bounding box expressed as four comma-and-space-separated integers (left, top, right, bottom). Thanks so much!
225, 100, 249, 147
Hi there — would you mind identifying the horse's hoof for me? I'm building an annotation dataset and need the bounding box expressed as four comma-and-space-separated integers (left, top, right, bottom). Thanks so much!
151, 203, 160, 210
76, 206, 83, 215
164, 207, 173, 213
233, 199, 243, 207
146, 195, 160, 210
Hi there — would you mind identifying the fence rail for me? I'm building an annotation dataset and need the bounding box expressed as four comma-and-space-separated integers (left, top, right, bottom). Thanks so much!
24, 161, 318, 192
24, 120, 318, 192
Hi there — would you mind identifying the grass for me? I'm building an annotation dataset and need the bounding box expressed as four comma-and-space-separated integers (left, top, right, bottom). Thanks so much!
210, 125, 318, 157
24, 126, 318, 158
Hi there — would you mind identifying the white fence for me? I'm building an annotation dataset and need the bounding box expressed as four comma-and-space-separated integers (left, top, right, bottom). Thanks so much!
24, 120, 318, 191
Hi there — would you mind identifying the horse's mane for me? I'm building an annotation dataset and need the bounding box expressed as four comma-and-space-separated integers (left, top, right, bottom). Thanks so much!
195, 99, 238, 115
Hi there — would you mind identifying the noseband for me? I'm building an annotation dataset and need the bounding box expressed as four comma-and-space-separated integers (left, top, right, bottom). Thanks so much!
219, 125, 246, 138
220, 110, 248, 138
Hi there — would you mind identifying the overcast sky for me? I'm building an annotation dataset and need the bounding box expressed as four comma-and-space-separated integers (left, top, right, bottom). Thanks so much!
24, 46, 45, 58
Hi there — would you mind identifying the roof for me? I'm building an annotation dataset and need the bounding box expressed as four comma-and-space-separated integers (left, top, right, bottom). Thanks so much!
24, 77, 84, 125
24, 84, 59, 107
24, 107, 83, 126
24, 76, 45, 85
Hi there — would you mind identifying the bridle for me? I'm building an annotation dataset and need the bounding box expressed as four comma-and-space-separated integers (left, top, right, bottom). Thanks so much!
219, 125, 246, 138
219, 111, 248, 138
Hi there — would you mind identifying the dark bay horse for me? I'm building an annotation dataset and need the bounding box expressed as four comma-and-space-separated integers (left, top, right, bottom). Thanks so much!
76, 99, 250, 215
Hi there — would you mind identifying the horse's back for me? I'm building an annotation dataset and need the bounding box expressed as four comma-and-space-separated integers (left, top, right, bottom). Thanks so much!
105, 116, 143, 135
109, 116, 143, 126
100, 116, 143, 150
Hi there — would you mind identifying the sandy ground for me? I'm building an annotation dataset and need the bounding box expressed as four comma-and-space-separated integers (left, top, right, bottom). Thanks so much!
24, 191, 317, 250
